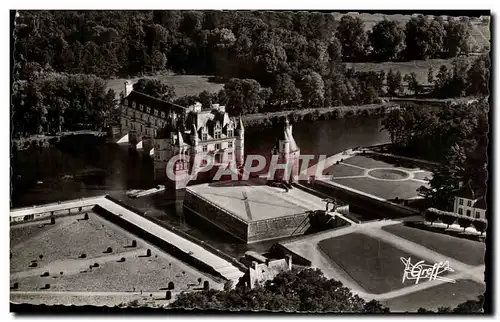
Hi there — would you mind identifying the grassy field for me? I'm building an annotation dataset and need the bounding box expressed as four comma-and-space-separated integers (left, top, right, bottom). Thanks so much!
325, 163, 366, 177
332, 176, 425, 200
382, 223, 486, 266
106, 74, 224, 98
318, 232, 429, 294
381, 279, 485, 312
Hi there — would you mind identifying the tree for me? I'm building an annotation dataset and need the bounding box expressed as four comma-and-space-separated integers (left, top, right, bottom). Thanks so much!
473, 219, 487, 236
466, 55, 490, 96
457, 216, 473, 232
298, 69, 324, 108
427, 66, 434, 85
404, 15, 445, 60
223, 78, 264, 115
170, 268, 389, 312
271, 73, 302, 110
404, 72, 420, 96
424, 208, 440, 225
133, 78, 176, 102
368, 20, 405, 61
386, 69, 403, 97
444, 18, 472, 57
336, 15, 368, 62
440, 212, 457, 229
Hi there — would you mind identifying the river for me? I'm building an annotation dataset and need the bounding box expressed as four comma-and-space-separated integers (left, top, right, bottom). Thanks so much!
10, 116, 390, 257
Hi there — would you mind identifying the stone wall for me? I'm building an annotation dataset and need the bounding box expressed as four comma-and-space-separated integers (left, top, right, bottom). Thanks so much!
247, 212, 310, 243
183, 190, 249, 242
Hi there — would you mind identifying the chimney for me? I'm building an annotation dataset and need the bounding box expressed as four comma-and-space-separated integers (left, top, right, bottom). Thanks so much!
286, 255, 292, 270
124, 81, 133, 97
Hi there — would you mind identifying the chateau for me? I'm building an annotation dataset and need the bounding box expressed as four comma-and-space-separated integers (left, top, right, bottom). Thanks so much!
119, 81, 245, 191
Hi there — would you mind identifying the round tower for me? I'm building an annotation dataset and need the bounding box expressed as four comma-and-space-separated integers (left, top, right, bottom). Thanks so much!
235, 117, 245, 168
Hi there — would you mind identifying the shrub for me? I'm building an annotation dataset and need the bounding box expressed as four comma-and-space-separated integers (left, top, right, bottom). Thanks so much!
440, 212, 458, 229
424, 208, 440, 224
168, 282, 174, 290
93, 263, 100, 268
60, 272, 63, 275
197, 277, 202, 284
50, 217, 55, 225
119, 257, 126, 262
39, 254, 44, 260
166, 290, 172, 300
83, 213, 89, 220
29, 262, 38, 268
203, 281, 209, 290
131, 240, 137, 247
146, 249, 151, 257
12, 282, 18, 289
105, 247, 113, 253
79, 253, 87, 259
224, 280, 233, 291
457, 216, 473, 232
44, 284, 50, 289
473, 219, 488, 236
41, 272, 49, 277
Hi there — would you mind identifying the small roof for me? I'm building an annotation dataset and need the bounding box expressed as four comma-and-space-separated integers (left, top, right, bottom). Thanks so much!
249, 258, 290, 287
275, 118, 299, 152
473, 198, 487, 210
455, 182, 478, 200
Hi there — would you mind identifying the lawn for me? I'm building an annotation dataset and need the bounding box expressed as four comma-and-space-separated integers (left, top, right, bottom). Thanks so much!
318, 233, 429, 294
382, 223, 485, 266
325, 163, 366, 177
331, 176, 424, 200
342, 155, 398, 170
107, 74, 224, 98
413, 171, 433, 181
381, 279, 485, 312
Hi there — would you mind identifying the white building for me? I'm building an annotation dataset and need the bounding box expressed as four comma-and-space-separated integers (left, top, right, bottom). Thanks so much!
453, 183, 487, 221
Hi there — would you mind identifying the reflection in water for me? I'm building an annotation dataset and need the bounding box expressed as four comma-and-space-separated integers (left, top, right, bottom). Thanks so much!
11, 117, 390, 258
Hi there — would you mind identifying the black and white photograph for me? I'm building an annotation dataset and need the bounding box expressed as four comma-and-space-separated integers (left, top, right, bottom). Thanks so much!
8, 7, 492, 315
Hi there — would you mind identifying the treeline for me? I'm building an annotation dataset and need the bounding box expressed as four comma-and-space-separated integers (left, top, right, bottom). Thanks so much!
425, 208, 487, 235
14, 11, 481, 82
11, 64, 117, 137
382, 101, 488, 209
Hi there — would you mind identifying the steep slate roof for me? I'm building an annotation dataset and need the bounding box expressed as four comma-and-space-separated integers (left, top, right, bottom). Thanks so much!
473, 198, 487, 210
125, 91, 187, 116
455, 182, 478, 200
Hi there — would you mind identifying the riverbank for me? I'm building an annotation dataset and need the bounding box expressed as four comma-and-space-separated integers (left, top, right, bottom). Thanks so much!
242, 103, 398, 128
13, 131, 107, 151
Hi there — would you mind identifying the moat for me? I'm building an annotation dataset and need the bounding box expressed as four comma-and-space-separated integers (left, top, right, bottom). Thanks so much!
11, 116, 391, 258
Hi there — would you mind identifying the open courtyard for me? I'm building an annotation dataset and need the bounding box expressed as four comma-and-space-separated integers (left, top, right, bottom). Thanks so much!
10, 212, 224, 306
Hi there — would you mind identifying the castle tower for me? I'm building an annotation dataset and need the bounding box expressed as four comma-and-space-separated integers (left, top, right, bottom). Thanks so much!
165, 128, 190, 216
235, 117, 245, 168
272, 118, 301, 183
124, 81, 133, 97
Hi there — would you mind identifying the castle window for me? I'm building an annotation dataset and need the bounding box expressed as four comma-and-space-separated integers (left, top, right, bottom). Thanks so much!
202, 145, 207, 152
215, 143, 221, 150
214, 131, 221, 139
459, 198, 463, 205
466, 210, 471, 217
228, 152, 233, 161
458, 208, 463, 215
146, 107, 151, 114
467, 200, 472, 207
154, 109, 158, 116
228, 130, 233, 137
475, 212, 480, 218
202, 133, 208, 141
139, 104, 143, 111
132, 101, 136, 108
228, 141, 233, 148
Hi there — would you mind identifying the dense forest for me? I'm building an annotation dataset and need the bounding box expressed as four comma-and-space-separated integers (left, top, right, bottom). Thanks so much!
382, 100, 489, 209
12, 11, 490, 137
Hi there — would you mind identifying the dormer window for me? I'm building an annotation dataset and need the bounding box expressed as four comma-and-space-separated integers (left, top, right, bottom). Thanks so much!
146, 107, 151, 114
154, 109, 158, 116
214, 131, 221, 139
228, 141, 233, 148
467, 200, 472, 207
202, 133, 208, 141
459, 198, 464, 205
132, 101, 136, 109
227, 129, 233, 137
161, 112, 165, 118
139, 104, 143, 111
